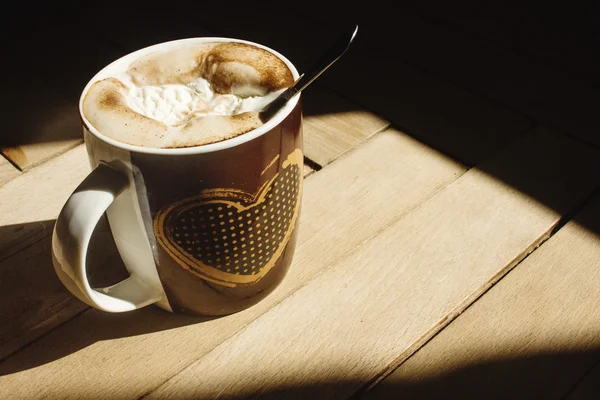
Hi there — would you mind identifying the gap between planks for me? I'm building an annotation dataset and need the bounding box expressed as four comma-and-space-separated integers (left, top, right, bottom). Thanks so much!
0, 155, 20, 187
143, 126, 600, 400
359, 186, 600, 397
365, 191, 600, 400
0, 127, 466, 399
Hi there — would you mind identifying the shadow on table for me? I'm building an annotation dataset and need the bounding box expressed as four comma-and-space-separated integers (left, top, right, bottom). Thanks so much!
2, 1, 600, 387
2, 189, 600, 393
2, 138, 600, 375
355, 350, 600, 399
4, 349, 600, 398
0, 307, 218, 376
222, 349, 600, 399
0, 218, 216, 372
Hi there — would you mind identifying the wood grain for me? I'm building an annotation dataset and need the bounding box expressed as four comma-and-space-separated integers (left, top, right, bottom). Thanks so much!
1, 140, 82, 172
0, 90, 383, 263
1, 89, 82, 170
302, 87, 389, 166
145, 128, 600, 400
0, 145, 90, 262
0, 216, 126, 361
0, 156, 19, 187
303, 163, 315, 177
0, 148, 312, 362
366, 194, 600, 400
0, 128, 465, 399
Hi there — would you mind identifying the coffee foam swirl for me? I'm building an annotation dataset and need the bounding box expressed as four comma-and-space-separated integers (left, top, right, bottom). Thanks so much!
82, 42, 294, 148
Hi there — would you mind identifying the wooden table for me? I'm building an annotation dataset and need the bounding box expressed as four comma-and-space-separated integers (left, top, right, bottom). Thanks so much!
2, 3, 600, 399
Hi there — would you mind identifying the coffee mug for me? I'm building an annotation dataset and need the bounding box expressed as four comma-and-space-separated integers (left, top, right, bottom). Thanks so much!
52, 38, 303, 316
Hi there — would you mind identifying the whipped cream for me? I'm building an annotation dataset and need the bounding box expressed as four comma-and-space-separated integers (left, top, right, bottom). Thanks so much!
127, 78, 250, 126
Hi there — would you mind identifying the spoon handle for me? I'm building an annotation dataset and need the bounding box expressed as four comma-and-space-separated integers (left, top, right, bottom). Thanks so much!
262, 24, 359, 117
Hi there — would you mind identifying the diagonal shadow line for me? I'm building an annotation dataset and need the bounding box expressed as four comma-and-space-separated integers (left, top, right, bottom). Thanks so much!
1, 3, 600, 396
352, 190, 600, 399
2, 350, 600, 399
0, 216, 217, 366
2, 142, 600, 379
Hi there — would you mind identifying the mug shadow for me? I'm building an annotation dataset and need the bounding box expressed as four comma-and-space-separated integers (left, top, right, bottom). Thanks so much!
3, 152, 600, 376
2, 191, 600, 378
0, 217, 221, 375
2, 1, 600, 387
0, 306, 220, 377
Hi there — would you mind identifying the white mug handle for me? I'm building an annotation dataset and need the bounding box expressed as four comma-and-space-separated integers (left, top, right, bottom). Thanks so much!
52, 162, 162, 312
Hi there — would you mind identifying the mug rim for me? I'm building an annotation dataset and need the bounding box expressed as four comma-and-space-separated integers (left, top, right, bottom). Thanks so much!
79, 37, 301, 155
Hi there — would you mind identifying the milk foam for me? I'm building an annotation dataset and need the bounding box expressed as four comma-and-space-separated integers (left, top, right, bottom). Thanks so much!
127, 78, 246, 126
82, 41, 295, 148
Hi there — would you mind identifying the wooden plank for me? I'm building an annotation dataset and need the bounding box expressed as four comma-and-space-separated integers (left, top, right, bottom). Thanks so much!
302, 87, 389, 166
1, 87, 82, 170
0, 145, 329, 361
0, 217, 127, 361
0, 88, 379, 262
0, 156, 19, 186
2, 140, 81, 172
143, 128, 600, 400
303, 163, 315, 177
0, 145, 90, 262
0, 128, 465, 398
366, 194, 600, 400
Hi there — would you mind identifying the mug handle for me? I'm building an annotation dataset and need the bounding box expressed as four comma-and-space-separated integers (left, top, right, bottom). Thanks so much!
52, 162, 162, 312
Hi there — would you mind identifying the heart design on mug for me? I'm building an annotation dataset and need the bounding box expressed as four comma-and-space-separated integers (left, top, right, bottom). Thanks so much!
154, 149, 303, 286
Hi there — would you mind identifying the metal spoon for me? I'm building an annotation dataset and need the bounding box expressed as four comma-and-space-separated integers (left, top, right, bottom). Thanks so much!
239, 24, 359, 118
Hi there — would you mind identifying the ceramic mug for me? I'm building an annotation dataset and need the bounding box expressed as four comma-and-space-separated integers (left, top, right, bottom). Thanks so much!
52, 38, 303, 316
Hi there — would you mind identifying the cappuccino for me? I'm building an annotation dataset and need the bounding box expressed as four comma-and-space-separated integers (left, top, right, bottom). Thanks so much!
82, 41, 294, 148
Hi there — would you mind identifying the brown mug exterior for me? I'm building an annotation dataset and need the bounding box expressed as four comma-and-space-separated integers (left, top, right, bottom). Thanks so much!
84, 101, 303, 316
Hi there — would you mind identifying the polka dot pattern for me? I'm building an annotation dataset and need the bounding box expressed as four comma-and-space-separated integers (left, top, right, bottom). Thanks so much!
162, 162, 301, 279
